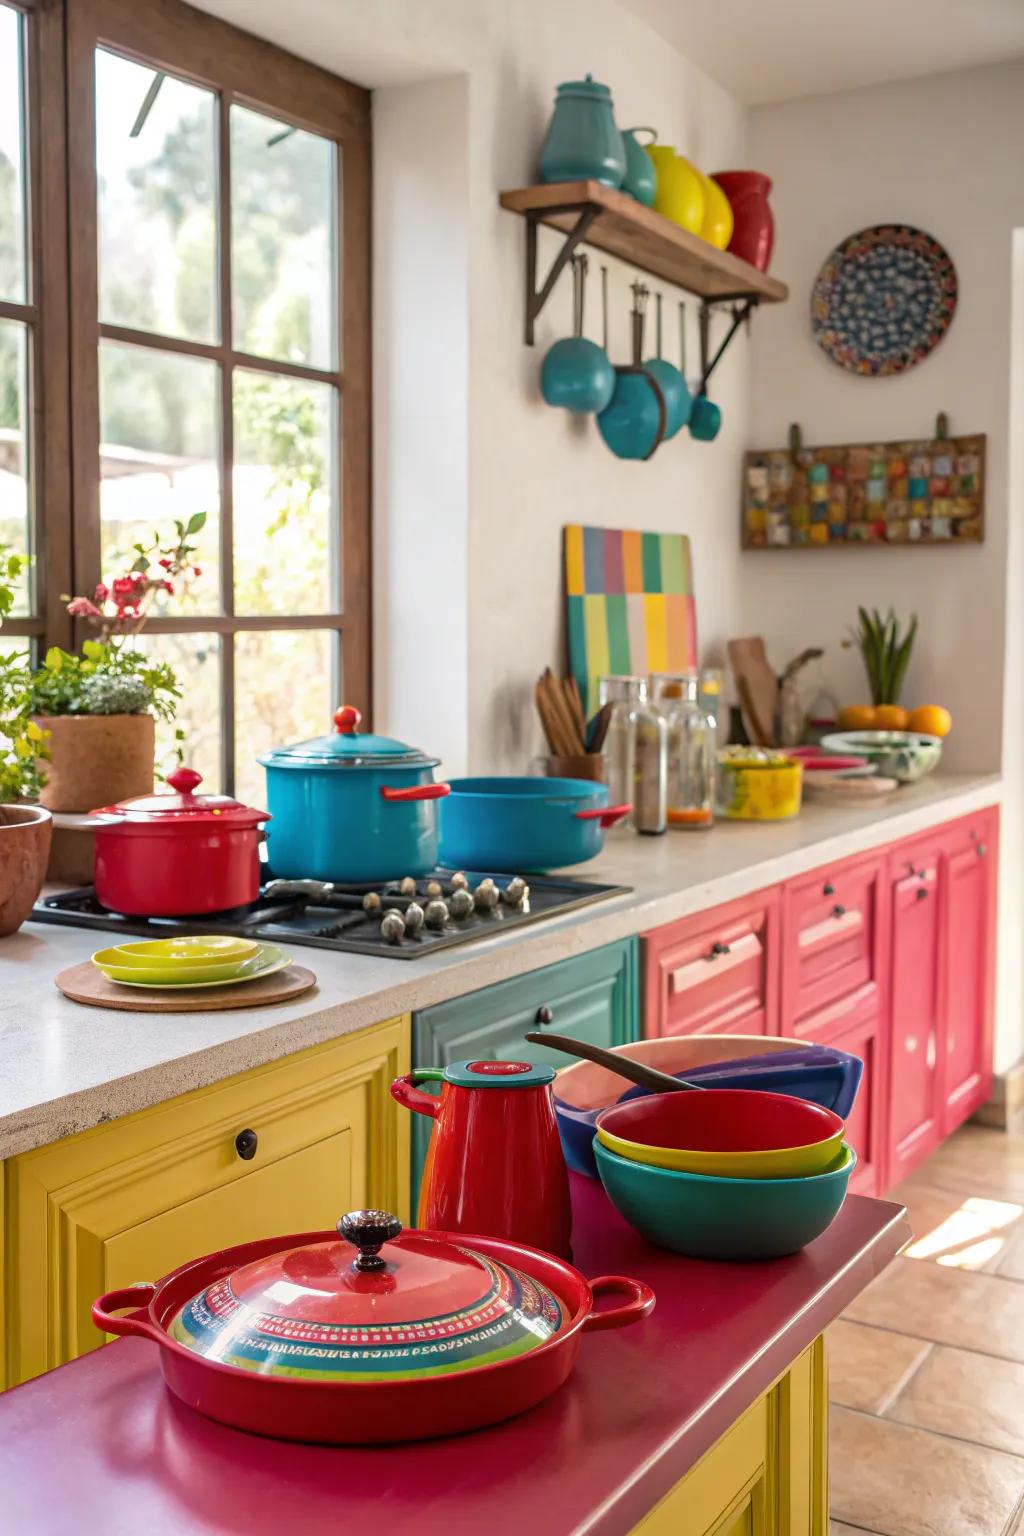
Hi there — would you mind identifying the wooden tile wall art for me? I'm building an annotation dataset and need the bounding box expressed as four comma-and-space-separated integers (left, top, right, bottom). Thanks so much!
742, 418, 984, 550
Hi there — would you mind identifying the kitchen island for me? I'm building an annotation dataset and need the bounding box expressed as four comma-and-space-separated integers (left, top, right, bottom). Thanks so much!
0, 1175, 909, 1536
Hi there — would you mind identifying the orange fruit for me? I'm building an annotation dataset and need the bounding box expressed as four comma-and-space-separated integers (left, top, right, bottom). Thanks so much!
837, 704, 877, 731
908, 704, 952, 738
873, 704, 910, 730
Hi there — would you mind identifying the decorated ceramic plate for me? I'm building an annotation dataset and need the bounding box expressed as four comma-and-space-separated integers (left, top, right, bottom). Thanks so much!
811, 226, 957, 376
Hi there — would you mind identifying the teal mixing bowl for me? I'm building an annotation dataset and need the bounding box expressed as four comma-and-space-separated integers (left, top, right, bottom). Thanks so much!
594, 1138, 857, 1260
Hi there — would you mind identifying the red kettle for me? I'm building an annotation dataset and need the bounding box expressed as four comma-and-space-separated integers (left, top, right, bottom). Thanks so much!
390, 1060, 572, 1258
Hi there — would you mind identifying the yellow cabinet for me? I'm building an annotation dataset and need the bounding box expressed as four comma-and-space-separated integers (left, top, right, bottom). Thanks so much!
632, 1340, 827, 1536
3, 1015, 409, 1388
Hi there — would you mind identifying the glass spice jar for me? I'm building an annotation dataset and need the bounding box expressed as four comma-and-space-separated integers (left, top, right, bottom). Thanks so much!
652, 671, 717, 830
600, 675, 667, 834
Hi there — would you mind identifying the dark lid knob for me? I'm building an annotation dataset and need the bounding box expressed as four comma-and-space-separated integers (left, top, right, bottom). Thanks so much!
338, 1210, 403, 1271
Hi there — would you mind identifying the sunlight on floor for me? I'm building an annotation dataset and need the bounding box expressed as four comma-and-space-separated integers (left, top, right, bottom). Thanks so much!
904, 1195, 1022, 1268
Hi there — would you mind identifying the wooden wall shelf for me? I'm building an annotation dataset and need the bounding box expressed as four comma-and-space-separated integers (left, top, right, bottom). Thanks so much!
500, 181, 788, 344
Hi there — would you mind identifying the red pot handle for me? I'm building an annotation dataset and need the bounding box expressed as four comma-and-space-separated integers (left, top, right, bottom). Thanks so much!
390, 1071, 444, 1117
583, 1275, 656, 1332
575, 803, 631, 829
380, 783, 451, 803
92, 1284, 160, 1340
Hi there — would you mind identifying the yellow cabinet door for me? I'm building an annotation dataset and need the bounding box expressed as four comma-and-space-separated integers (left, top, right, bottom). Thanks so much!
4, 1016, 409, 1387
631, 1340, 827, 1536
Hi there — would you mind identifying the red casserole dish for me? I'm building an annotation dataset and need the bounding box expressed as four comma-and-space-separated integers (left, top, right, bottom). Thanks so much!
90, 766, 268, 917
92, 1210, 654, 1444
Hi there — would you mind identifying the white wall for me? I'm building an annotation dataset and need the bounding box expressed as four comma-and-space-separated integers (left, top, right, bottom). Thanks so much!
748, 61, 1024, 1071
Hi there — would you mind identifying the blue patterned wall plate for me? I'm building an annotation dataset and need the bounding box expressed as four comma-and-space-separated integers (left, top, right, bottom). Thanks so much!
811, 225, 957, 377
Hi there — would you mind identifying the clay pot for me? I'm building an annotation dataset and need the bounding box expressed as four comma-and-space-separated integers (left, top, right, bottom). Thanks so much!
711, 171, 774, 272
0, 805, 53, 936
34, 714, 156, 813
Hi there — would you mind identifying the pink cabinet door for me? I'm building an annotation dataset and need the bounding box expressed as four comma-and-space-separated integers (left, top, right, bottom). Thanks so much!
941, 820, 996, 1131
787, 983, 884, 1198
643, 892, 779, 1039
888, 856, 941, 1183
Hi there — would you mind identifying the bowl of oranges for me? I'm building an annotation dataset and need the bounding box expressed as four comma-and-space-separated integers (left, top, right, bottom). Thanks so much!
822, 704, 950, 785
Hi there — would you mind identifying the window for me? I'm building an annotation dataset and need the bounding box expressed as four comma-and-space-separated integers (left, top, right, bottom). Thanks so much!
0, 0, 370, 797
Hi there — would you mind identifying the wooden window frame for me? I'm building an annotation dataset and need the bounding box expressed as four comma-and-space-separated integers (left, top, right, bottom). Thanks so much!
7, 0, 371, 791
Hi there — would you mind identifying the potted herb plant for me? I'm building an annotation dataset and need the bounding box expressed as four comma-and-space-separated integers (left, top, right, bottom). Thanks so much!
27, 516, 203, 813
0, 546, 52, 935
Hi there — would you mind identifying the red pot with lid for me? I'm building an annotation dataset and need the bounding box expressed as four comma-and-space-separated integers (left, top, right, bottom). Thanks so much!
92, 1209, 655, 1444
90, 766, 269, 916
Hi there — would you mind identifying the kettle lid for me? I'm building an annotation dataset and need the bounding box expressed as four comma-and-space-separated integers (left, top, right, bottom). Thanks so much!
442, 1059, 557, 1089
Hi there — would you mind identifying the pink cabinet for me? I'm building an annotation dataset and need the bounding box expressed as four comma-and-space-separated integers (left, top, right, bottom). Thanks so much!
783, 857, 882, 1024
939, 813, 997, 1134
887, 850, 942, 1185
643, 893, 779, 1039
785, 984, 884, 1198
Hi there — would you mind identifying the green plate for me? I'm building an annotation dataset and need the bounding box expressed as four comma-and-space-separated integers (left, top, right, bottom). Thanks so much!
93, 943, 290, 989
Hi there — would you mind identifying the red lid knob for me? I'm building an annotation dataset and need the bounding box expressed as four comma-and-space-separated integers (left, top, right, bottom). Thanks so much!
333, 705, 362, 735
167, 767, 202, 796
467, 1061, 533, 1076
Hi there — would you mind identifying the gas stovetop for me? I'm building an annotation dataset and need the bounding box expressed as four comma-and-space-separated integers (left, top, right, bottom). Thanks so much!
30, 872, 631, 959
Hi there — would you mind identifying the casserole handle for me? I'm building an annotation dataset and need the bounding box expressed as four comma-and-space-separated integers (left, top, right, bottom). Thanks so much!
583, 1275, 656, 1332
575, 803, 631, 829
390, 1071, 444, 1118
380, 783, 451, 803
92, 1284, 160, 1340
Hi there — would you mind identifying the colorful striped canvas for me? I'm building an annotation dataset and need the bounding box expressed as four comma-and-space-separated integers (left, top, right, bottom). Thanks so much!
564, 526, 698, 716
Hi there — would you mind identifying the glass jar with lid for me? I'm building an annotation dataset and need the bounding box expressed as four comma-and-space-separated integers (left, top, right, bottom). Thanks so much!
651, 671, 717, 829
599, 675, 667, 834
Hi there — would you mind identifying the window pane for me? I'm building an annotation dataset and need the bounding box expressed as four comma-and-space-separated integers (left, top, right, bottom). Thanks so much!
95, 50, 217, 344
0, 5, 26, 304
131, 632, 221, 789
234, 629, 336, 808
99, 341, 220, 614
232, 368, 336, 615
230, 105, 335, 369
0, 318, 29, 614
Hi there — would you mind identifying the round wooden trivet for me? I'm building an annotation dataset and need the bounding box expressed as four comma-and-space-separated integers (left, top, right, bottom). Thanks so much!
54, 961, 318, 1012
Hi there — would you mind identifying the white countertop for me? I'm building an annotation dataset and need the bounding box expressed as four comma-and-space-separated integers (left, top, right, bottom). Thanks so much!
0, 772, 1000, 1158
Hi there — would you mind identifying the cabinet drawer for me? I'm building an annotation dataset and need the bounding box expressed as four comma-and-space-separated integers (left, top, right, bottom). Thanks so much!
411, 940, 639, 1193
643, 894, 778, 1039
5, 1017, 409, 1387
784, 858, 880, 1023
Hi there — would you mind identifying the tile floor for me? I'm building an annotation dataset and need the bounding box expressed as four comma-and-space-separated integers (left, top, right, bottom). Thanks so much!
829, 1122, 1024, 1536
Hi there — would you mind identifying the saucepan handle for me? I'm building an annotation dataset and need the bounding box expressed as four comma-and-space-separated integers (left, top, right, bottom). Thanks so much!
583, 1275, 656, 1332
380, 783, 451, 803
92, 1284, 160, 1340
575, 803, 631, 829
390, 1071, 444, 1118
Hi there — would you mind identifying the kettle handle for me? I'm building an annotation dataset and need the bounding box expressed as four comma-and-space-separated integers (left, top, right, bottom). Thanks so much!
390, 1071, 444, 1118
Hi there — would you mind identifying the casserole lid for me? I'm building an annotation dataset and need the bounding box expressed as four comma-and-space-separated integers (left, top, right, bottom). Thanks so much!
90, 767, 269, 828
168, 1210, 567, 1382
259, 705, 436, 769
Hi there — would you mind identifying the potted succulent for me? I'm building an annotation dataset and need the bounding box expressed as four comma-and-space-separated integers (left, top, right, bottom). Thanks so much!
28, 515, 203, 813
0, 546, 52, 935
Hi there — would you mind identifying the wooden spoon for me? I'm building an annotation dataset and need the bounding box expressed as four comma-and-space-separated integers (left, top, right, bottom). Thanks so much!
523, 1030, 703, 1092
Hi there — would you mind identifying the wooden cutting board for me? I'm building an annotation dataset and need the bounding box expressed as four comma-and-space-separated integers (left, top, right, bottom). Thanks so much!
55, 962, 317, 1012
727, 637, 779, 746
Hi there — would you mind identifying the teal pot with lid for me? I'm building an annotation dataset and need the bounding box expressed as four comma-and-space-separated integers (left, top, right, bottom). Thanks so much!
538, 74, 626, 189
259, 706, 450, 883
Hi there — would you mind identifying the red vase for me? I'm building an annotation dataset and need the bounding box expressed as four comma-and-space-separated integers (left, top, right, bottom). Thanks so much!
712, 171, 774, 272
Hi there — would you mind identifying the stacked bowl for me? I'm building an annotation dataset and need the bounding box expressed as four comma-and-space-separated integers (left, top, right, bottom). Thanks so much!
594, 1088, 855, 1260
91, 935, 290, 990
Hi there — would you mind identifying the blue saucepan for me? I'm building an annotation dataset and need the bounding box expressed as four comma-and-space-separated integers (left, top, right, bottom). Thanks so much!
437, 777, 630, 873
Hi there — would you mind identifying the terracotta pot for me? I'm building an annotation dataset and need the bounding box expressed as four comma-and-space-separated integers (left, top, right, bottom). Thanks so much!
34, 714, 156, 813
711, 171, 774, 272
0, 805, 53, 936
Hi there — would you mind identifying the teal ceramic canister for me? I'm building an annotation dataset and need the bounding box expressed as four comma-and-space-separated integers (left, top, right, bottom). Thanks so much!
621, 127, 657, 206
538, 74, 626, 189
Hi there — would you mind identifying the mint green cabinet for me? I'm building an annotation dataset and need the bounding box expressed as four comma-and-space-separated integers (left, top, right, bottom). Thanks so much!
410, 939, 640, 1199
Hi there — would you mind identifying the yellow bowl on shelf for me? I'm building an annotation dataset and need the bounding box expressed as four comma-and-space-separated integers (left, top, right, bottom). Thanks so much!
646, 144, 704, 234
698, 172, 734, 250
114, 936, 259, 964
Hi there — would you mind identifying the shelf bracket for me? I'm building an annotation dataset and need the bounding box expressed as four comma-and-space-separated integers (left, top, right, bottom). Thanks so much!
698, 297, 759, 395
524, 204, 601, 345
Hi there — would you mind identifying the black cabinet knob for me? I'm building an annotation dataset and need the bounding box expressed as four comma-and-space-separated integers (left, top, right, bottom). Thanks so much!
977, 843, 987, 858
234, 1128, 258, 1161
823, 882, 835, 896
831, 904, 846, 919
709, 941, 731, 958
535, 1006, 553, 1026
916, 886, 929, 902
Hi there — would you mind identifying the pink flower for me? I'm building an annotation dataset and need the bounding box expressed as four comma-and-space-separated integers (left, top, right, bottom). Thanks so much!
67, 597, 102, 618
192, 566, 202, 577
158, 558, 172, 570
112, 576, 138, 606
94, 582, 108, 603
163, 581, 174, 594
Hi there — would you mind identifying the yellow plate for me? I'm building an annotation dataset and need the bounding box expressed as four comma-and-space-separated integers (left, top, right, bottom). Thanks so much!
93, 944, 289, 988
113, 936, 259, 964
594, 1123, 846, 1179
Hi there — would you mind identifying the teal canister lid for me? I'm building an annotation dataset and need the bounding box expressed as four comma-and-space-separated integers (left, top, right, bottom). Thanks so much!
414, 1061, 556, 1090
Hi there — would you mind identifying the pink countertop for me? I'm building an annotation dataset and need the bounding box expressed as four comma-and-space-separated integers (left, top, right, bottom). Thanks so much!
0, 1179, 908, 1536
